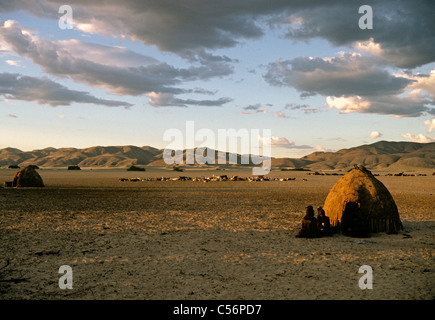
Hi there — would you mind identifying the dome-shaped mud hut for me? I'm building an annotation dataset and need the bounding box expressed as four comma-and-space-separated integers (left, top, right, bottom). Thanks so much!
12, 166, 44, 188
323, 166, 402, 234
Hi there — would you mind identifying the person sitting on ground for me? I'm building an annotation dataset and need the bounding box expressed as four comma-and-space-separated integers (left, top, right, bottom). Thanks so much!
295, 205, 319, 238
317, 207, 332, 236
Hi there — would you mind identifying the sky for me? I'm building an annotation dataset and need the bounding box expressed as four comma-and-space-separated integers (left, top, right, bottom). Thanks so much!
0, 0, 434, 158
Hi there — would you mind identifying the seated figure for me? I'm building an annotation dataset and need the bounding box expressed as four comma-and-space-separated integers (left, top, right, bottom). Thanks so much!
317, 207, 332, 236
295, 205, 319, 238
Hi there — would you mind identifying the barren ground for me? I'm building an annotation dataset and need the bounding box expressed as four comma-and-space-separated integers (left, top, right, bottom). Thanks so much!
0, 168, 433, 300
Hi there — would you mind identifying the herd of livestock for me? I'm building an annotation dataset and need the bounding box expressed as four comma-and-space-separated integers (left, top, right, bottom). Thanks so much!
119, 171, 433, 183
119, 174, 297, 182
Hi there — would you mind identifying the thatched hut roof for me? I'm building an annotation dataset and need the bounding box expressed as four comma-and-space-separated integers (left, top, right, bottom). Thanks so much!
323, 166, 401, 234
12, 166, 44, 188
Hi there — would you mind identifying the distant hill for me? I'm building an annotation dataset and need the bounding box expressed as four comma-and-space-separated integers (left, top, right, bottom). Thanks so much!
0, 145, 161, 168
294, 141, 435, 170
1, 141, 434, 170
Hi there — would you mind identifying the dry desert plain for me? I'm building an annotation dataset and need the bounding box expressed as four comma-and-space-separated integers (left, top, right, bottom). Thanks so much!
0, 167, 434, 300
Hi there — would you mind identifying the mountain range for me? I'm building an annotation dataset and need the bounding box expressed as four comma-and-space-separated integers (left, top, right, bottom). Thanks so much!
1, 141, 434, 170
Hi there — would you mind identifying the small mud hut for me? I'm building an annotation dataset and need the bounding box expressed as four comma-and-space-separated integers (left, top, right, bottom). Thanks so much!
12, 166, 44, 187
323, 166, 402, 234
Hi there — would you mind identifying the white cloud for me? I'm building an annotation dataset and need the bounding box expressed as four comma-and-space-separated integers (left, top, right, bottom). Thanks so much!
424, 119, 435, 134
369, 131, 382, 139
5, 59, 21, 67
312, 145, 335, 153
258, 136, 312, 149
354, 38, 383, 58
326, 96, 371, 114
273, 111, 289, 118
270, 137, 295, 148
404, 69, 435, 100
76, 23, 98, 34
325, 94, 432, 118
265, 53, 434, 118
401, 133, 435, 143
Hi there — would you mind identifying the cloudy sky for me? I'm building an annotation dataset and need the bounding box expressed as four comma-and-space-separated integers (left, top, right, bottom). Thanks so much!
0, 0, 434, 158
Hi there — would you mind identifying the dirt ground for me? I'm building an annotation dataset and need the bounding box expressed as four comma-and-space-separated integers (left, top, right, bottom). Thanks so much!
0, 168, 433, 300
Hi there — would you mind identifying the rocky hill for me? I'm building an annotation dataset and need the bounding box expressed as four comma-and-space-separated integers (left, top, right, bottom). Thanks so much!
293, 141, 435, 170
1, 141, 434, 170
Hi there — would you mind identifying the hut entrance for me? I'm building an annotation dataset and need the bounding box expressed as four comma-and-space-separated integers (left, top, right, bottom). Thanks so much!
343, 201, 359, 219
341, 201, 369, 237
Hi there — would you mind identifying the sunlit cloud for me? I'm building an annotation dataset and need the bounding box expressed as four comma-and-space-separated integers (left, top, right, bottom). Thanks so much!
258, 136, 312, 149
5, 59, 22, 67
369, 131, 382, 139
401, 133, 435, 143
424, 119, 435, 134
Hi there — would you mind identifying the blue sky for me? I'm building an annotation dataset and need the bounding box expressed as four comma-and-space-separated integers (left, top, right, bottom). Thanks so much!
1, 1, 434, 158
